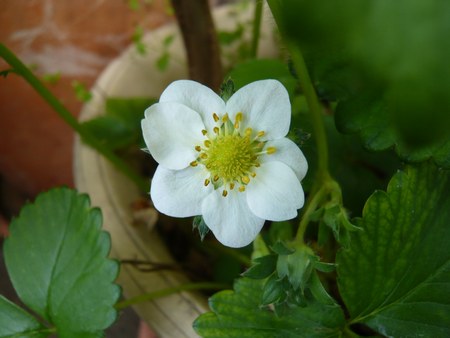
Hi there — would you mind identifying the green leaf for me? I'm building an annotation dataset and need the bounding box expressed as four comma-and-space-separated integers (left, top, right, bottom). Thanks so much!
4, 188, 120, 337
194, 278, 346, 337
156, 52, 170, 71
0, 296, 47, 338
81, 97, 155, 150
337, 163, 450, 337
193, 215, 210, 241
269, 0, 450, 167
72, 80, 92, 102
242, 255, 277, 279
270, 241, 295, 256
228, 59, 297, 98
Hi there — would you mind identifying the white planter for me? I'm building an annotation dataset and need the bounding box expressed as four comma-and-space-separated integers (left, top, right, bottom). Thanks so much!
74, 4, 277, 337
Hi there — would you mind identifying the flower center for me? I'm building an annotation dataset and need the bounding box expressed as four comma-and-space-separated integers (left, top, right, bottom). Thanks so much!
190, 112, 276, 197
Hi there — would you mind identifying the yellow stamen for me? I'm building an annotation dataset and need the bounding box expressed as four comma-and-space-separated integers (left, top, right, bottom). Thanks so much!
222, 113, 229, 122
213, 113, 220, 122
222, 190, 228, 197
251, 172, 256, 178
266, 147, 277, 155
242, 176, 250, 184
213, 127, 220, 134
204, 179, 210, 186
229, 182, 235, 190
190, 161, 198, 167
213, 175, 220, 182
257, 131, 265, 138
202, 129, 208, 136
245, 128, 253, 137
204, 140, 211, 147
195, 145, 201, 152
200, 153, 208, 159
239, 185, 246, 192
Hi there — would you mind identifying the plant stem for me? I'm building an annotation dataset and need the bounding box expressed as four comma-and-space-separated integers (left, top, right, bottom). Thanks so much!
289, 44, 329, 177
288, 44, 332, 242
0, 43, 148, 192
115, 282, 229, 310
250, 0, 264, 59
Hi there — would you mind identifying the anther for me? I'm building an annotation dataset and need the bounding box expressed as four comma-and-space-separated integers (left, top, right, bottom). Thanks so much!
204, 179, 210, 186
235, 112, 243, 122
204, 140, 211, 147
190, 161, 198, 167
222, 113, 229, 122
195, 145, 202, 152
257, 131, 265, 138
266, 147, 277, 154
213, 113, 220, 122
222, 190, 228, 197
242, 176, 250, 184
239, 186, 246, 192
213, 175, 220, 182
229, 182, 235, 190
202, 129, 208, 136
200, 153, 208, 159
213, 127, 220, 134
245, 128, 253, 137
251, 172, 256, 178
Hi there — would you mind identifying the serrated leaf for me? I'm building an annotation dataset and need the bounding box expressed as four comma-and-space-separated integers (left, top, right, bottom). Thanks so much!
194, 278, 345, 337
0, 296, 47, 338
242, 255, 277, 279
337, 163, 450, 337
4, 188, 120, 337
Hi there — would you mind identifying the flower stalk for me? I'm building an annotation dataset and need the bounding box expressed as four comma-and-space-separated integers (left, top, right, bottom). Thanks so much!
0, 43, 148, 192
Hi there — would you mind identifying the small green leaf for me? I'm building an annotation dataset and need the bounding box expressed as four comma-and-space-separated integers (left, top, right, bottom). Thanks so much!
270, 241, 295, 255
72, 80, 92, 102
261, 274, 286, 305
193, 215, 210, 241
219, 78, 235, 102
156, 52, 170, 71
162, 34, 175, 47
4, 188, 120, 337
242, 255, 277, 279
228, 59, 297, 98
194, 278, 346, 337
0, 296, 47, 338
337, 163, 450, 337
81, 97, 155, 150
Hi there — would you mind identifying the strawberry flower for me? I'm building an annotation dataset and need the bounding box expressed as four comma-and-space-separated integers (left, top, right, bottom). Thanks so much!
142, 79, 307, 247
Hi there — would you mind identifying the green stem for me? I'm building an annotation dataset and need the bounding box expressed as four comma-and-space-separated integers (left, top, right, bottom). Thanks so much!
250, 0, 264, 59
289, 44, 329, 177
115, 282, 229, 310
0, 43, 148, 192
288, 44, 332, 242
295, 182, 327, 242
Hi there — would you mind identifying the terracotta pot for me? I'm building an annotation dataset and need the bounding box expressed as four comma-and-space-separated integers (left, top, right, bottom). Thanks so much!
74, 4, 277, 337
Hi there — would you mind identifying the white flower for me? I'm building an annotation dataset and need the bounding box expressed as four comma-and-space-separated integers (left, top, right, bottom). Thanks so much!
141, 79, 308, 248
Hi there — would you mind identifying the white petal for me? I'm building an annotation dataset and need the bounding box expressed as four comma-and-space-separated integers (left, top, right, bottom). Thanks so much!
150, 165, 212, 217
202, 190, 265, 248
262, 138, 308, 181
247, 161, 304, 221
142, 102, 205, 170
159, 80, 226, 132
226, 80, 291, 140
